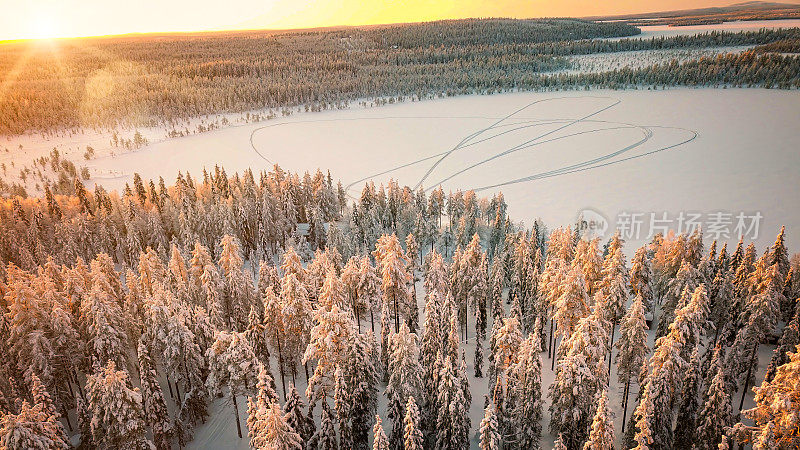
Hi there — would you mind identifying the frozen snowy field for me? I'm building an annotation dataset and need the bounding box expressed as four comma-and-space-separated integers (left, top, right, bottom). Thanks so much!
88, 88, 800, 251
605, 18, 800, 40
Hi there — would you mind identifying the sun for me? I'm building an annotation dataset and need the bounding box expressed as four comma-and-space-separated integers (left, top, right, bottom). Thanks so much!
29, 15, 61, 40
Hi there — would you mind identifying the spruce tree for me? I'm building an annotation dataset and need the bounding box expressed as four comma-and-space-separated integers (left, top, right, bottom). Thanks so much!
138, 338, 173, 450
615, 294, 649, 432
247, 363, 279, 449
285, 387, 315, 446
673, 347, 701, 449
0, 400, 70, 449
732, 344, 800, 447
583, 390, 614, 450
335, 331, 378, 450
256, 401, 303, 450
206, 331, 260, 439
86, 361, 152, 449
507, 329, 543, 449
697, 351, 733, 450
479, 403, 501, 450
386, 323, 423, 447
315, 404, 338, 450
403, 396, 423, 450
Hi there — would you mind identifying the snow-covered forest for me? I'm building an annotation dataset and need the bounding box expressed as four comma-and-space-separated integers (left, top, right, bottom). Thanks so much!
0, 165, 797, 449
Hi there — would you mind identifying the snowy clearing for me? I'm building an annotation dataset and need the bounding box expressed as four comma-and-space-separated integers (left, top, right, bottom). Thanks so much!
605, 18, 800, 40
564, 46, 752, 74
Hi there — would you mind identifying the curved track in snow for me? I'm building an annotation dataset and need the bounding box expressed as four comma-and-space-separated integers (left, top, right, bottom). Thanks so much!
248, 96, 698, 196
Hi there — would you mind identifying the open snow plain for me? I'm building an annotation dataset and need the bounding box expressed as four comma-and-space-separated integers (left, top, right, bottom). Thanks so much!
606, 18, 800, 40
90, 88, 800, 251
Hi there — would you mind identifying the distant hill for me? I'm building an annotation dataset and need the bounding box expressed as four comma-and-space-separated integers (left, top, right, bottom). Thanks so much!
586, 1, 800, 23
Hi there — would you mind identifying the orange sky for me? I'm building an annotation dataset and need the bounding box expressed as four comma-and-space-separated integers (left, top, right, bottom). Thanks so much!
3, 0, 800, 41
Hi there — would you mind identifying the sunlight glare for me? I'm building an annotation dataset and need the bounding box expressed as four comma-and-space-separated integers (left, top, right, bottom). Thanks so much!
30, 14, 60, 40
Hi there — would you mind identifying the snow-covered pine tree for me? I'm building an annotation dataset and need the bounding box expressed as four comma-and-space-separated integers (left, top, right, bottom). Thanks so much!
137, 338, 173, 450
0, 399, 70, 449
314, 404, 338, 450
555, 262, 590, 340
490, 316, 522, 403
727, 261, 783, 407
615, 293, 649, 432
732, 344, 800, 447
630, 246, 654, 314
374, 234, 412, 333
373, 415, 390, 450
658, 260, 701, 338
419, 289, 444, 441
280, 246, 306, 284
219, 234, 255, 331
549, 308, 608, 449
572, 238, 602, 298
479, 403, 501, 450
247, 362, 279, 449
256, 401, 303, 450
403, 396, 423, 450
489, 257, 505, 323
206, 331, 260, 439
27, 373, 70, 445
285, 387, 315, 446
697, 347, 733, 450
507, 327, 543, 448
168, 243, 190, 295
765, 311, 799, 382
434, 353, 469, 450
596, 244, 629, 373
583, 390, 614, 450
279, 271, 313, 384
190, 242, 227, 329
82, 261, 129, 368
406, 233, 420, 330
673, 347, 701, 449
86, 361, 153, 449
386, 323, 423, 447
632, 285, 709, 450
710, 271, 734, 345
334, 331, 378, 450
303, 304, 356, 405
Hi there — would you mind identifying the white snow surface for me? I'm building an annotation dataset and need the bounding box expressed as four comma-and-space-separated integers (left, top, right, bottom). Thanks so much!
606, 19, 800, 40
76, 88, 800, 252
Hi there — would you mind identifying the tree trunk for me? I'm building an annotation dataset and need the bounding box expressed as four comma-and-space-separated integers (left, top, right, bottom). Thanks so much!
370, 309, 375, 332
621, 380, 631, 433
61, 403, 73, 431
175, 380, 182, 403
551, 337, 558, 371
167, 375, 175, 399
608, 319, 617, 379
739, 344, 759, 411
548, 318, 554, 359
73, 370, 84, 397
231, 393, 243, 439
276, 329, 287, 401
393, 292, 400, 333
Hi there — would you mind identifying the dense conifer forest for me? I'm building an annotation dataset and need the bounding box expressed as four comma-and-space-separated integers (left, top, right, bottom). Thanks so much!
0, 166, 798, 449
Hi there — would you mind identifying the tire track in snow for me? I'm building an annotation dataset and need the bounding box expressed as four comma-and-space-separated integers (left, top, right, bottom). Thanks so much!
247, 96, 698, 196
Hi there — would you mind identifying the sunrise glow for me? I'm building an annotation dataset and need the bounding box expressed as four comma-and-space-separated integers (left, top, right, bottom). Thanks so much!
4, 0, 800, 41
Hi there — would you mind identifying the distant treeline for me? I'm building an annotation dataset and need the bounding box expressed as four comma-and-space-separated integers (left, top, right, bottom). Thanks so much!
529, 28, 800, 55
0, 19, 798, 135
